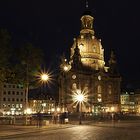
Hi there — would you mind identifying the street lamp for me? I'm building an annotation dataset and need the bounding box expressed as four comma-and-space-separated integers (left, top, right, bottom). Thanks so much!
41, 73, 49, 82
76, 94, 84, 125
24, 108, 32, 125
111, 106, 115, 121
63, 66, 69, 72
73, 89, 87, 125
40, 73, 50, 113
24, 108, 32, 115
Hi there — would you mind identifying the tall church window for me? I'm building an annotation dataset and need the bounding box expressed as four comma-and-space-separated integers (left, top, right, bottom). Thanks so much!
84, 85, 89, 93
72, 83, 77, 90
97, 85, 102, 93
108, 85, 112, 94
93, 45, 96, 52
97, 85, 102, 102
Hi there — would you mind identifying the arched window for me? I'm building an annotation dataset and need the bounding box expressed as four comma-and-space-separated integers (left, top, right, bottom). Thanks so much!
108, 85, 112, 94
93, 45, 96, 53
84, 86, 88, 93
72, 83, 77, 90
97, 85, 102, 93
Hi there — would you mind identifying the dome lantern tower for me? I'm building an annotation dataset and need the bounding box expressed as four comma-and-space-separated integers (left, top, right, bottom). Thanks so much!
80, 0, 94, 35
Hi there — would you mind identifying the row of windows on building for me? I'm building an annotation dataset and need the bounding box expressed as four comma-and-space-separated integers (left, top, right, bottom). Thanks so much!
3, 91, 24, 95
3, 98, 25, 102
3, 84, 23, 89
72, 83, 112, 94
3, 103, 23, 108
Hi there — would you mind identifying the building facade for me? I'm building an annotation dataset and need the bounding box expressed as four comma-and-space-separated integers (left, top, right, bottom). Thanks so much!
58, 10, 121, 114
28, 98, 56, 114
135, 89, 140, 114
120, 90, 140, 114
0, 83, 26, 116
120, 91, 135, 113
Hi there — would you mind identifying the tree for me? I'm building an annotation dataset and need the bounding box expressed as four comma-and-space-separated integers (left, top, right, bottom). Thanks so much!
15, 42, 44, 87
0, 29, 13, 82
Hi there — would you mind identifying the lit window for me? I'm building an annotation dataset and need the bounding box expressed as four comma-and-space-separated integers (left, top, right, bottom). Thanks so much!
84, 86, 88, 92
93, 45, 96, 52
98, 75, 101, 81
108, 85, 112, 94
16, 104, 19, 108
72, 75, 76, 79
97, 98, 102, 102
79, 44, 84, 52
81, 35, 84, 39
20, 104, 22, 108
98, 94, 101, 97
97, 85, 102, 93
72, 83, 77, 89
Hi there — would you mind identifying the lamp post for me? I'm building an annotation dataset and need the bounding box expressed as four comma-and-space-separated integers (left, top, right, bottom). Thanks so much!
40, 73, 49, 112
24, 108, 32, 125
41, 73, 49, 82
36, 72, 50, 127
111, 106, 115, 121
74, 89, 85, 125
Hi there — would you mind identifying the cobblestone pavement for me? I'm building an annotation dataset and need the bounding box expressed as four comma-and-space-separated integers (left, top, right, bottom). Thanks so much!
0, 121, 140, 140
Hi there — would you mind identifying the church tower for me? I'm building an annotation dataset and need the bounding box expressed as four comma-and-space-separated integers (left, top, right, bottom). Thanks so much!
70, 3, 105, 70
59, 2, 121, 114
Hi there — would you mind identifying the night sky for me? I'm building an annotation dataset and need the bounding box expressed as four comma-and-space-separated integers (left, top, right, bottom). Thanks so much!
0, 0, 140, 88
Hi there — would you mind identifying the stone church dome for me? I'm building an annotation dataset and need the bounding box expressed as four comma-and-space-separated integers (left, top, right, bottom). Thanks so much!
70, 12, 105, 70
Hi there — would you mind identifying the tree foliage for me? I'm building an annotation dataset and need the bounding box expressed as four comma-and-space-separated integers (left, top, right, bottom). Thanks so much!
15, 42, 44, 87
0, 29, 13, 82
0, 28, 44, 88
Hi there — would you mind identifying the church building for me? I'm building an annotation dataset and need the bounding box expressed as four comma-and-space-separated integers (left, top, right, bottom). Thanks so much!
58, 7, 121, 114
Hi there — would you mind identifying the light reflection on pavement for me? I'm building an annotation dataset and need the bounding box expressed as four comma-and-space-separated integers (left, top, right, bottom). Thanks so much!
1, 124, 140, 140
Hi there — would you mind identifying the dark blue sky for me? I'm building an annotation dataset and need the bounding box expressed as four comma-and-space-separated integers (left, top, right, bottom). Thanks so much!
0, 0, 140, 87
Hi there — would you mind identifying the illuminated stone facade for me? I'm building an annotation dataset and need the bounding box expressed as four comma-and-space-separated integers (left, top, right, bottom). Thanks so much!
0, 83, 26, 115
70, 14, 105, 70
59, 11, 121, 113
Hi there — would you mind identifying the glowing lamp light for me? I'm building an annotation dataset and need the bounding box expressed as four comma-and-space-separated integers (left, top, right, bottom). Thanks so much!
72, 89, 88, 125
63, 66, 68, 71
111, 107, 115, 112
24, 108, 32, 115
42, 103, 46, 107
41, 73, 49, 81
56, 107, 60, 112
76, 94, 84, 102
51, 108, 55, 112
79, 44, 83, 49
73, 89, 88, 103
